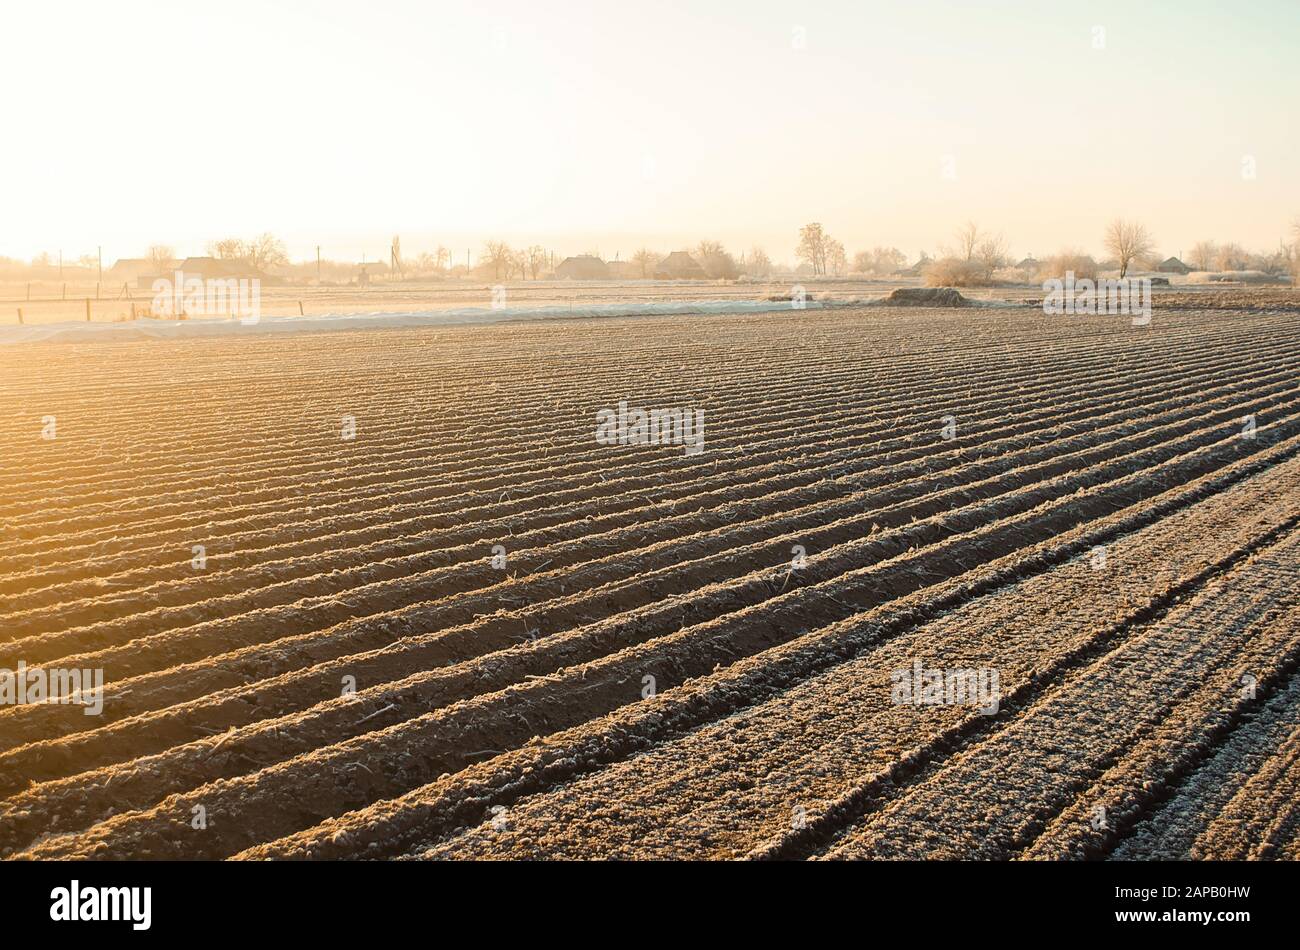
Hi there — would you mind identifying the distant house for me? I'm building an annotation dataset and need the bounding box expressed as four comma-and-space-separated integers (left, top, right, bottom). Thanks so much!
899, 255, 931, 277
1016, 257, 1040, 272
1157, 256, 1191, 275
132, 256, 270, 289
606, 259, 641, 279
174, 257, 265, 280
555, 255, 609, 280
109, 258, 161, 282
653, 250, 707, 280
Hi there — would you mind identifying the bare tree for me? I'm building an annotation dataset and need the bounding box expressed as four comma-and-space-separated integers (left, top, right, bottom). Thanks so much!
208, 237, 244, 260
146, 244, 175, 274
926, 225, 1005, 286
523, 245, 548, 279
480, 240, 513, 280
1188, 241, 1217, 271
1250, 244, 1291, 276
696, 240, 739, 279
695, 240, 724, 269
631, 248, 660, 278
975, 234, 1009, 278
853, 247, 906, 276
243, 233, 288, 273
1214, 242, 1249, 272
873, 247, 906, 275
203, 234, 287, 273
745, 246, 772, 277
797, 223, 829, 276
1104, 219, 1155, 279
1291, 218, 1300, 280
954, 221, 982, 263
825, 239, 847, 276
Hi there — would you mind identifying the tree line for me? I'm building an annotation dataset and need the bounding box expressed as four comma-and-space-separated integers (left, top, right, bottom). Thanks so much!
9, 217, 1300, 285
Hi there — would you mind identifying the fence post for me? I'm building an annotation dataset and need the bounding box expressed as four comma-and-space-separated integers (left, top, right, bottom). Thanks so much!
85, 298, 91, 321
17, 308, 23, 325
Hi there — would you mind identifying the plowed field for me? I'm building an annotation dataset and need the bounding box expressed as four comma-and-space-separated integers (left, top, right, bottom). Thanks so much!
2, 303, 1297, 860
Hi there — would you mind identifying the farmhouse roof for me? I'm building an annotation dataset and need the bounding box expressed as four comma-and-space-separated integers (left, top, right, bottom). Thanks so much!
654, 250, 707, 279
111, 257, 177, 274
555, 254, 610, 279
176, 257, 265, 279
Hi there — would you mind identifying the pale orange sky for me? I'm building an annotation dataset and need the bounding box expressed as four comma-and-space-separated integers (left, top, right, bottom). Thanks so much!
2, 0, 1297, 265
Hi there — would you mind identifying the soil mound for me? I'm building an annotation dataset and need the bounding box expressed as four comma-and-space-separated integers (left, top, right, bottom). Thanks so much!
885, 287, 970, 307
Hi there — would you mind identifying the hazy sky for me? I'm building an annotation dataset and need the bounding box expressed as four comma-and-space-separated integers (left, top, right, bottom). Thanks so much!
3, 0, 1298, 264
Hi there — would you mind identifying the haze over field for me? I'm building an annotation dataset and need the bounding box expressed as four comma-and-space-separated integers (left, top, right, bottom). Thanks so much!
3, 0, 1298, 262
5, 0, 1300, 885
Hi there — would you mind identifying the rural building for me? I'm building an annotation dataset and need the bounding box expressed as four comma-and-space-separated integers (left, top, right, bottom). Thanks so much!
110, 258, 174, 283
899, 255, 931, 277
653, 250, 707, 280
606, 260, 641, 279
132, 256, 270, 289
555, 255, 609, 280
1016, 257, 1040, 271
174, 257, 265, 280
1157, 256, 1191, 274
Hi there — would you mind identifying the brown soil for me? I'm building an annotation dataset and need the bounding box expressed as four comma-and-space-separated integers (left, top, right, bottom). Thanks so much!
1, 303, 1297, 860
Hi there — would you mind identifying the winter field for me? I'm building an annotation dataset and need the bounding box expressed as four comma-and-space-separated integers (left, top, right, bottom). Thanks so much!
2, 295, 1300, 860
0, 276, 982, 330
3, 272, 1282, 332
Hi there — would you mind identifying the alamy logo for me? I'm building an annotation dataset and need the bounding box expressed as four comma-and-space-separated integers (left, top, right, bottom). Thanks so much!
1042, 271, 1151, 325
890, 659, 1000, 715
151, 269, 261, 324
50, 881, 151, 931
594, 400, 705, 456
0, 661, 104, 715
